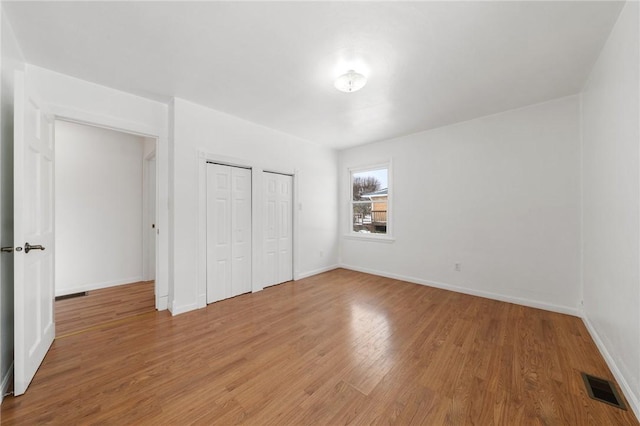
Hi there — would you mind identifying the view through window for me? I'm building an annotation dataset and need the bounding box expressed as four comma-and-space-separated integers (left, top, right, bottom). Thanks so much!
351, 167, 388, 235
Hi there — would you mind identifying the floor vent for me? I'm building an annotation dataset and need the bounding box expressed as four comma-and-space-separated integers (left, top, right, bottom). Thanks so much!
55, 292, 88, 301
581, 372, 626, 410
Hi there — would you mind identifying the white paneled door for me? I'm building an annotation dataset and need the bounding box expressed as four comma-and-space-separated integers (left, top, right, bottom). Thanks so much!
14, 71, 55, 396
264, 172, 293, 287
146, 155, 156, 281
206, 163, 251, 304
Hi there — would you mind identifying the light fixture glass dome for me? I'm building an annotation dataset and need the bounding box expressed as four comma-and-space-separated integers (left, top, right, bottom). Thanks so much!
334, 70, 367, 93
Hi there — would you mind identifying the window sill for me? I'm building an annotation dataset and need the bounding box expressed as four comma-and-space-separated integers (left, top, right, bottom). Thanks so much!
343, 234, 395, 243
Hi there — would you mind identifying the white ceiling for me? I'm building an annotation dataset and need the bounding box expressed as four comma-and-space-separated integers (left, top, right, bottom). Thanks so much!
4, 1, 624, 149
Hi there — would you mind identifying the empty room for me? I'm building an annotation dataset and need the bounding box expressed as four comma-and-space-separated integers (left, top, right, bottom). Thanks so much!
0, 1, 638, 425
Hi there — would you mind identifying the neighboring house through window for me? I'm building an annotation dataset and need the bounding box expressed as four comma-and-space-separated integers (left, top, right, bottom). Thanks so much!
361, 188, 388, 232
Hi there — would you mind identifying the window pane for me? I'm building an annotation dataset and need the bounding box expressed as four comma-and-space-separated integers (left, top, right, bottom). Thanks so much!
351, 168, 388, 234
352, 206, 387, 233
352, 168, 387, 201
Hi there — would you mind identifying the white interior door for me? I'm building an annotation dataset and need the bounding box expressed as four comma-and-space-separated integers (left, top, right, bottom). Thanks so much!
13, 70, 55, 396
264, 175, 278, 286
207, 164, 232, 304
146, 155, 156, 281
264, 172, 293, 287
206, 163, 251, 303
230, 167, 251, 296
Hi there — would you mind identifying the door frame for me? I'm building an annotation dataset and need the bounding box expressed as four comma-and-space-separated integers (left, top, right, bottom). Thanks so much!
196, 151, 299, 309
142, 149, 157, 282
53, 116, 163, 310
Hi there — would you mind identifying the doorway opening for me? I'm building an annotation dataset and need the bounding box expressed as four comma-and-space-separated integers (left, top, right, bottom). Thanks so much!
53, 120, 158, 336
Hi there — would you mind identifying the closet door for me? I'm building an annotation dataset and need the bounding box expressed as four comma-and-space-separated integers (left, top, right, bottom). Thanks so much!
206, 164, 232, 304
230, 167, 251, 297
206, 163, 252, 304
264, 172, 293, 287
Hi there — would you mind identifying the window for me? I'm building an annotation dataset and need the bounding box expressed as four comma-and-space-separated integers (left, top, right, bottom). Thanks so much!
350, 165, 390, 236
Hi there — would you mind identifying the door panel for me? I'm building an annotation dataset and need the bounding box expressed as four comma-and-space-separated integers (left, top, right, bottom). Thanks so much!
263, 172, 293, 287
231, 167, 251, 296
264, 187, 277, 286
14, 71, 55, 396
206, 164, 232, 304
278, 177, 293, 284
206, 163, 252, 303
264, 174, 278, 286
146, 156, 156, 281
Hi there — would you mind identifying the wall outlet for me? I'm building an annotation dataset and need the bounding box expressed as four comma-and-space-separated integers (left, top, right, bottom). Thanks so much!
319, 250, 324, 258
455, 263, 461, 272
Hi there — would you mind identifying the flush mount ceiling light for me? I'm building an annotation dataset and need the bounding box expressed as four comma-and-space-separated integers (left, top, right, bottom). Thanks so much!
334, 70, 367, 93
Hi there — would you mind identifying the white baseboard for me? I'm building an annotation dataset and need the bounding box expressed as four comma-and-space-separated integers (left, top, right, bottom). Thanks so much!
582, 315, 640, 419
156, 295, 168, 311
55, 276, 144, 297
339, 264, 580, 317
168, 264, 340, 316
1, 362, 13, 404
295, 264, 340, 280
169, 301, 200, 316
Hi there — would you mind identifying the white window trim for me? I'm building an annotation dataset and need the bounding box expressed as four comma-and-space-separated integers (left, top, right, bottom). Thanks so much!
345, 160, 394, 242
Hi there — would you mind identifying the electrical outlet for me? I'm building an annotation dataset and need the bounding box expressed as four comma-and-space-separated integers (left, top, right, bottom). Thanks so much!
455, 263, 461, 272
319, 250, 324, 258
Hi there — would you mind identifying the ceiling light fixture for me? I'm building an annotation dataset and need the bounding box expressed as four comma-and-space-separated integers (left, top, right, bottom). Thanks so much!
334, 70, 367, 93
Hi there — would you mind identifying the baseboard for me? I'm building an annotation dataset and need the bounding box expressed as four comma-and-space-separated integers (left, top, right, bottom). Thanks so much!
1, 362, 13, 404
55, 276, 144, 297
339, 264, 580, 317
156, 295, 168, 311
295, 264, 340, 280
169, 301, 200, 316
582, 315, 640, 420
167, 265, 340, 316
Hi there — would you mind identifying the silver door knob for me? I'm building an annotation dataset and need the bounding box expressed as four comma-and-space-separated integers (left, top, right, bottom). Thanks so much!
24, 242, 45, 254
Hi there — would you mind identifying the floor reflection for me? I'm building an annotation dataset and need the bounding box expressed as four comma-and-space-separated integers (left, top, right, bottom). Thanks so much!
349, 302, 393, 361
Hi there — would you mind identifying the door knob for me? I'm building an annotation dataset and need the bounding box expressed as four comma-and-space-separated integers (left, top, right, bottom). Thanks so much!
24, 242, 45, 254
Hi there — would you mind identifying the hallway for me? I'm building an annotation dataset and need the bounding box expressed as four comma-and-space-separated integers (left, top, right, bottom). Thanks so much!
55, 281, 155, 337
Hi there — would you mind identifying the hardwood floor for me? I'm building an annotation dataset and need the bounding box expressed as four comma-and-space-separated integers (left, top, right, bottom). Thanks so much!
2, 269, 637, 425
55, 281, 156, 337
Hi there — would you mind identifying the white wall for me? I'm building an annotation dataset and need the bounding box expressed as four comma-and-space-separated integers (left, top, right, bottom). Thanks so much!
26, 65, 170, 309
339, 96, 582, 315
55, 120, 145, 295
0, 7, 24, 402
581, 1, 640, 417
171, 98, 339, 314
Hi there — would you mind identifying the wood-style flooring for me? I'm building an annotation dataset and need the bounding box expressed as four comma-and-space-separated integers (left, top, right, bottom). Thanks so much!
55, 281, 155, 337
1, 269, 637, 425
